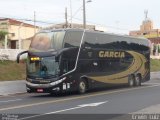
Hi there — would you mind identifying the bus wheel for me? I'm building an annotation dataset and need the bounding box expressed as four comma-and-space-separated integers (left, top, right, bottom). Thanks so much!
128, 75, 135, 87
135, 75, 141, 86
78, 80, 87, 94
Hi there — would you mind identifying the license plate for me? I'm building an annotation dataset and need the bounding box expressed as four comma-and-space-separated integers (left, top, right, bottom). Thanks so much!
37, 89, 44, 92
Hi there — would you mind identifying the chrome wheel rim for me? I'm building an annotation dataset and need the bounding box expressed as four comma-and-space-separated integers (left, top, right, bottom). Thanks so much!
79, 81, 86, 93
130, 79, 134, 86
135, 76, 140, 86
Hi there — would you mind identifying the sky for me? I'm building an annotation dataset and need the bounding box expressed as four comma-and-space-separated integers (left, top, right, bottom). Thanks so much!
0, 0, 160, 34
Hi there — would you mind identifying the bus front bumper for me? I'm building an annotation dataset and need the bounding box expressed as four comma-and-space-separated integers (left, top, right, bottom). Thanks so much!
26, 77, 66, 93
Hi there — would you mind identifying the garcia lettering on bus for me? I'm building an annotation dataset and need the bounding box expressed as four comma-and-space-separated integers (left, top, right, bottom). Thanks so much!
99, 51, 125, 58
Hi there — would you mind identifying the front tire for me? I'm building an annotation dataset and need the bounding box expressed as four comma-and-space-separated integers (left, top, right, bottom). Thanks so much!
78, 80, 87, 94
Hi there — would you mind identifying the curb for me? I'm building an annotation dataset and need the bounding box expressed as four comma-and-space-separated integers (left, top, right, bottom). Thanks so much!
0, 92, 27, 97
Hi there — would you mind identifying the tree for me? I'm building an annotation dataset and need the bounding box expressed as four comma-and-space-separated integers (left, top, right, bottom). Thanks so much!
0, 31, 8, 41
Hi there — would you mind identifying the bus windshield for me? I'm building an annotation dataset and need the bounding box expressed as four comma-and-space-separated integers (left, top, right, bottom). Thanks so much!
27, 56, 59, 78
30, 31, 65, 52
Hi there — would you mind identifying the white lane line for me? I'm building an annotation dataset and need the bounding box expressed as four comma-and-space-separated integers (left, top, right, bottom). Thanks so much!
20, 101, 108, 120
47, 101, 108, 114
0, 99, 22, 103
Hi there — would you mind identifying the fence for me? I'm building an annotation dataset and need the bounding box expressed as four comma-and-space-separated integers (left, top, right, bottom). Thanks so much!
0, 49, 27, 61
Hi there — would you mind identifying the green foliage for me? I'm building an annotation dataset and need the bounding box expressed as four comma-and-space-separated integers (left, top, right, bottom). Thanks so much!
150, 59, 160, 72
0, 60, 26, 81
0, 31, 8, 41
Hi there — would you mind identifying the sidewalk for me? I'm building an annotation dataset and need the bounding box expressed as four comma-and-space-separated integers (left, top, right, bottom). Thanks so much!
150, 71, 160, 80
133, 104, 160, 114
0, 80, 26, 96
0, 72, 160, 96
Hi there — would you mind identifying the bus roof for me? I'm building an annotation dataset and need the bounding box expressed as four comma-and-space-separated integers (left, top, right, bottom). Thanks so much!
41, 28, 147, 39
40, 28, 150, 45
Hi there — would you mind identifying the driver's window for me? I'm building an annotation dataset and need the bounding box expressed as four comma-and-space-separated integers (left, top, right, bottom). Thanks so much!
62, 60, 69, 74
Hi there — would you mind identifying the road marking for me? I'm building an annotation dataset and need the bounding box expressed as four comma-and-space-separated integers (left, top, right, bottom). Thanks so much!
78, 101, 108, 107
20, 101, 108, 120
0, 84, 160, 112
0, 99, 22, 103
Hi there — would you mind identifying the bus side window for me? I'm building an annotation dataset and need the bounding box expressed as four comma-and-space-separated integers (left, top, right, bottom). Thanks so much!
64, 31, 83, 48
62, 60, 75, 74
62, 60, 69, 73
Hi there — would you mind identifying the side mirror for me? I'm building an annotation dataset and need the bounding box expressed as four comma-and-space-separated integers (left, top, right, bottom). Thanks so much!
17, 51, 28, 63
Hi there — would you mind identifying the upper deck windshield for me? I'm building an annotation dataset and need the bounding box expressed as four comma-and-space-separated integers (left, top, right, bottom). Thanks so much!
30, 31, 65, 52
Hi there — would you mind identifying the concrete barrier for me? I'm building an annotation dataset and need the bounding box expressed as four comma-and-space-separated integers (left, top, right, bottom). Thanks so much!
150, 55, 160, 59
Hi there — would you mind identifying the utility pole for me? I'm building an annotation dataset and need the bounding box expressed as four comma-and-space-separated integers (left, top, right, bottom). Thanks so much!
83, 0, 86, 29
70, 0, 73, 28
34, 11, 36, 34
65, 7, 68, 28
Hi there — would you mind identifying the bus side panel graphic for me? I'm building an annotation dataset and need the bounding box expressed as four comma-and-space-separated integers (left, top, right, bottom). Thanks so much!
89, 51, 149, 84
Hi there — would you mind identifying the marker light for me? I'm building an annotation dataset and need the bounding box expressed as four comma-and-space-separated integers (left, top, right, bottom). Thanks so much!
30, 57, 40, 61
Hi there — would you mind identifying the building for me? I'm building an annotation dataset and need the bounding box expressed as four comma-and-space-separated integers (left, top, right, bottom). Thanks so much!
129, 19, 160, 39
0, 18, 40, 50
129, 10, 160, 39
129, 12, 160, 58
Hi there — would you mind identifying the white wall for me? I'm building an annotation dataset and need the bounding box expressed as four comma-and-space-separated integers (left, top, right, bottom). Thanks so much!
0, 49, 27, 61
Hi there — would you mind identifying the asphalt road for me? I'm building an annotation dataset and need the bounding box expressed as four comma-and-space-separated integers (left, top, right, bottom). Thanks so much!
0, 76, 160, 120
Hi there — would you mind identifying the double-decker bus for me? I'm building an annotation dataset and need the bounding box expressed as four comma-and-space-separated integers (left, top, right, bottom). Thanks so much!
17, 29, 150, 94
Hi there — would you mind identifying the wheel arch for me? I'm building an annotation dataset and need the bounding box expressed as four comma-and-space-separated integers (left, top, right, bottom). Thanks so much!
136, 73, 142, 80
80, 76, 89, 90
129, 74, 135, 80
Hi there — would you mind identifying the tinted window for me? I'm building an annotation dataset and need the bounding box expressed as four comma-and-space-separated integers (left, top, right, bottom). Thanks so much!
64, 31, 83, 48
83, 31, 150, 52
84, 32, 117, 49
84, 32, 98, 44
30, 31, 65, 52
30, 33, 52, 51
52, 32, 65, 50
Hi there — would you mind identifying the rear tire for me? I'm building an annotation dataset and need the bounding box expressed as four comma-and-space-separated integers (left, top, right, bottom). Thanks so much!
128, 75, 135, 87
135, 75, 141, 86
78, 80, 87, 94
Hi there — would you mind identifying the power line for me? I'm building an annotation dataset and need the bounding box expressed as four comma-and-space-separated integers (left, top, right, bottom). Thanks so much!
0, 16, 59, 25
71, 17, 130, 31
0, 15, 130, 33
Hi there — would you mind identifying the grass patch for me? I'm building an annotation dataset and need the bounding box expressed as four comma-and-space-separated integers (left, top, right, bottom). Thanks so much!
0, 60, 26, 81
150, 59, 160, 72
